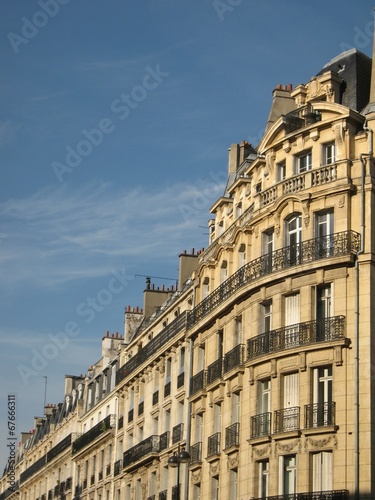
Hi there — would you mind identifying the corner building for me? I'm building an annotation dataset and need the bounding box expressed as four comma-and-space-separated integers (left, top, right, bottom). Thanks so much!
2, 37, 375, 500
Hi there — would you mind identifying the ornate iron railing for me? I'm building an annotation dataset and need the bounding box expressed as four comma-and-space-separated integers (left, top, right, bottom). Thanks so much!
305, 402, 336, 429
207, 432, 221, 456
247, 316, 345, 360
250, 412, 272, 438
72, 415, 114, 454
224, 344, 245, 373
188, 231, 360, 329
172, 423, 183, 444
274, 406, 300, 433
159, 490, 167, 500
190, 370, 207, 396
207, 358, 222, 385
123, 435, 160, 469
116, 313, 188, 385
285, 103, 321, 133
190, 441, 202, 464
46, 434, 72, 463
225, 422, 240, 449
172, 485, 180, 500
20, 455, 46, 483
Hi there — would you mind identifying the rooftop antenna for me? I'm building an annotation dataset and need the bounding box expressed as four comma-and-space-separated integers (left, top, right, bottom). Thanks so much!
135, 274, 178, 289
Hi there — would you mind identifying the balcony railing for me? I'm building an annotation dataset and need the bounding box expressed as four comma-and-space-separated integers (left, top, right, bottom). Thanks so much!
116, 313, 188, 386
223, 344, 245, 373
172, 485, 180, 500
247, 315, 346, 360
190, 370, 207, 396
46, 434, 72, 463
252, 490, 349, 500
285, 103, 321, 133
274, 406, 300, 433
225, 422, 240, 449
147, 496, 156, 500
123, 435, 160, 469
190, 441, 202, 464
20, 455, 46, 483
250, 412, 272, 438
172, 423, 184, 444
177, 372, 185, 388
207, 432, 221, 456
72, 415, 114, 454
207, 358, 222, 385
305, 402, 336, 429
114, 459, 122, 476
159, 491, 167, 500
187, 231, 360, 329
159, 431, 169, 451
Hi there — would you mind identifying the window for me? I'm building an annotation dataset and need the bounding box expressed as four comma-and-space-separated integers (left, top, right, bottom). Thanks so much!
279, 455, 297, 495
312, 366, 333, 427
195, 413, 203, 443
234, 316, 242, 346
260, 301, 272, 334
257, 379, 271, 435
213, 403, 221, 434
285, 293, 300, 346
285, 214, 302, 265
193, 483, 201, 500
315, 211, 334, 257
295, 150, 312, 173
217, 329, 223, 359
238, 243, 246, 269
312, 451, 332, 492
323, 142, 335, 165
212, 476, 219, 500
262, 229, 274, 273
316, 284, 332, 340
258, 460, 269, 499
235, 201, 242, 218
278, 373, 299, 433
277, 161, 286, 181
231, 392, 240, 424
217, 220, 224, 236
220, 261, 228, 283
229, 469, 238, 498
202, 277, 210, 299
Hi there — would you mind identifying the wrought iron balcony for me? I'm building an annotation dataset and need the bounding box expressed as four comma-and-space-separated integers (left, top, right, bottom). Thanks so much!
153, 390, 159, 405
159, 431, 169, 451
225, 422, 240, 449
114, 459, 122, 476
305, 402, 336, 429
285, 103, 321, 133
123, 435, 160, 469
72, 415, 114, 454
190, 441, 202, 464
207, 432, 221, 456
46, 433, 72, 463
274, 406, 300, 433
66, 477, 72, 491
172, 423, 184, 444
82, 479, 87, 490
223, 344, 245, 374
164, 381, 171, 397
172, 485, 180, 500
207, 358, 222, 385
250, 412, 272, 438
20, 455, 46, 483
187, 231, 360, 329
248, 315, 345, 360
252, 490, 349, 500
190, 369, 207, 396
116, 312, 188, 386
177, 372, 185, 389
147, 496, 156, 500
74, 484, 82, 496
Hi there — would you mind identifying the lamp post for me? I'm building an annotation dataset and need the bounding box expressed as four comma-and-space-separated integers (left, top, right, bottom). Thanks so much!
167, 444, 190, 500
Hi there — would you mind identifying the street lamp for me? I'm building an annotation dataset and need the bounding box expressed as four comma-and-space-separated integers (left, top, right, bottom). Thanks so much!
168, 444, 190, 500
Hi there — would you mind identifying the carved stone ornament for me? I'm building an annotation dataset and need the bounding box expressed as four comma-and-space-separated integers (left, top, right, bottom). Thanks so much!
325, 84, 334, 102
158, 359, 165, 374
276, 439, 300, 454
274, 213, 281, 236
338, 196, 345, 208
192, 470, 201, 484
333, 123, 346, 160
227, 452, 239, 469
253, 444, 271, 457
308, 435, 336, 449
210, 463, 220, 477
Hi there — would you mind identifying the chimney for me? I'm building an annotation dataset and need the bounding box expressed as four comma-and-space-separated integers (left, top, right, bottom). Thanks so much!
124, 307, 144, 343
228, 144, 240, 174
178, 248, 199, 290
265, 83, 296, 131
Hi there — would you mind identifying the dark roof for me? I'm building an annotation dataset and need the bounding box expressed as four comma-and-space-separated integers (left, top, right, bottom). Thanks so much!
316, 48, 372, 113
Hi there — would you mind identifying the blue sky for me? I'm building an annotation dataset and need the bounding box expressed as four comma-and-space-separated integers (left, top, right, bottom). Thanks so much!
0, 1, 374, 468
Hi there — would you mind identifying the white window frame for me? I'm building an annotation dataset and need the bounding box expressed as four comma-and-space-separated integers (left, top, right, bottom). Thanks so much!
295, 150, 312, 173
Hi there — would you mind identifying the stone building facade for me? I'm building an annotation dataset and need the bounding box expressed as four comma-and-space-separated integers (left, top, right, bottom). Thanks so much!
1, 35, 375, 500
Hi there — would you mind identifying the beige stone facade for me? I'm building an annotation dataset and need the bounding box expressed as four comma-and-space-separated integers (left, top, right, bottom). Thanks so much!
1, 38, 375, 500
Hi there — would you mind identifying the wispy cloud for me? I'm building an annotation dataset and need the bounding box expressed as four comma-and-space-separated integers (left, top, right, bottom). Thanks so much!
0, 178, 224, 289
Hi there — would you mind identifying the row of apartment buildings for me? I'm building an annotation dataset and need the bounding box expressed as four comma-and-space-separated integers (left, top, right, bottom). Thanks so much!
1, 34, 375, 500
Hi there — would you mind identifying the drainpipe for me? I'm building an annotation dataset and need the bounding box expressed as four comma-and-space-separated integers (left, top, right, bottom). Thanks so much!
355, 122, 373, 500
